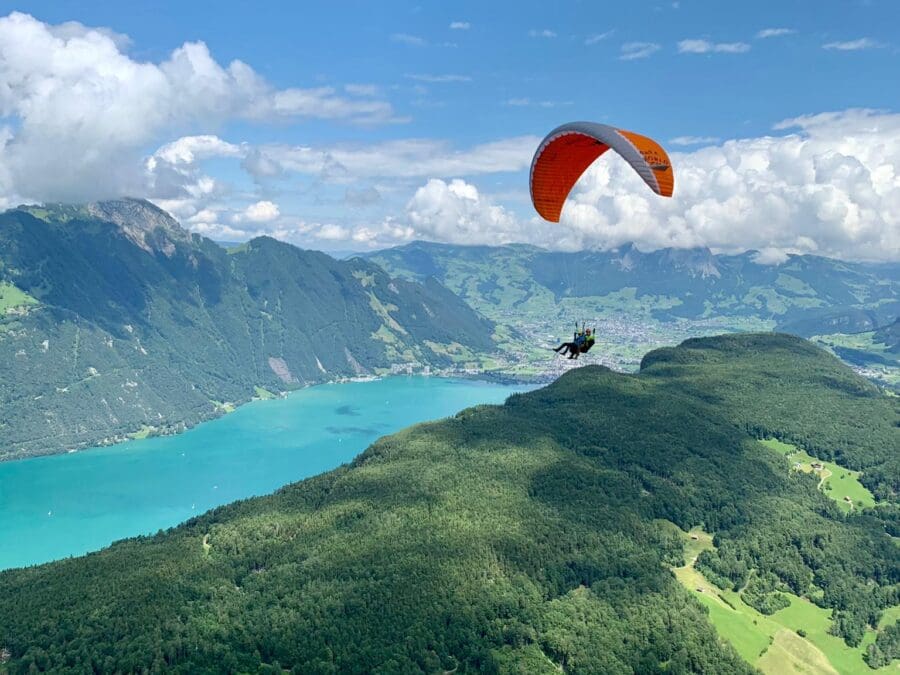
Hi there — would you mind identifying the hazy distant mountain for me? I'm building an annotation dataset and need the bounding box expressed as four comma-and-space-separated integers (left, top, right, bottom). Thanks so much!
0, 200, 494, 460
364, 241, 899, 336
1, 334, 896, 672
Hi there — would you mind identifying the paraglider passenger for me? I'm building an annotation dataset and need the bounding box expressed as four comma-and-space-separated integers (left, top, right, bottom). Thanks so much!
553, 328, 596, 359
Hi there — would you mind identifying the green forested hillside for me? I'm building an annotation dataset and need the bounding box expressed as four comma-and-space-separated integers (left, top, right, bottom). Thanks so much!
0, 334, 896, 673
873, 319, 900, 353
0, 201, 494, 460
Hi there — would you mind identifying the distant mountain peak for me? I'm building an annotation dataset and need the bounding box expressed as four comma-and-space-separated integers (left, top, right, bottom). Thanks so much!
14, 198, 189, 258
85, 198, 189, 257
610, 243, 721, 278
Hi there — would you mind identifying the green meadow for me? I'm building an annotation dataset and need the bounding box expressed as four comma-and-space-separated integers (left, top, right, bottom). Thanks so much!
759, 438, 876, 511
0, 282, 37, 313
672, 526, 898, 674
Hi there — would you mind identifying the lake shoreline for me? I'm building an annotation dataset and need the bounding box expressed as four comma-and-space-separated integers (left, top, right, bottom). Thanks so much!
3, 369, 542, 465
1, 376, 532, 570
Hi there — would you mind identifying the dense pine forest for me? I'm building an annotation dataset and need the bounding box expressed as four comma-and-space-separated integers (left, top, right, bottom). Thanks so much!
0, 333, 896, 673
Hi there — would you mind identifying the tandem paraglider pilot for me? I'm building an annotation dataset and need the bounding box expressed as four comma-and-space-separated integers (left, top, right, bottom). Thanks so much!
553, 324, 596, 360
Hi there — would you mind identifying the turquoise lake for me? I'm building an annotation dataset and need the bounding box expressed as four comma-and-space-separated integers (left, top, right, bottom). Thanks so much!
0, 377, 530, 570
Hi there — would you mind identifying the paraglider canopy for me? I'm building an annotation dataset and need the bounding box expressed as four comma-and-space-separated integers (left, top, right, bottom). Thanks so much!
530, 122, 674, 222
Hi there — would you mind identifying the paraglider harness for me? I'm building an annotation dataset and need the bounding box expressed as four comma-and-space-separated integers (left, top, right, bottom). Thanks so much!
553, 322, 596, 359
573, 322, 595, 352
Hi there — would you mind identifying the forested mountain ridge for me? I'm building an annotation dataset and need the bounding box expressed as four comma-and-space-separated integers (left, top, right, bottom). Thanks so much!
364, 241, 899, 335
874, 318, 900, 353
0, 333, 896, 673
0, 200, 494, 460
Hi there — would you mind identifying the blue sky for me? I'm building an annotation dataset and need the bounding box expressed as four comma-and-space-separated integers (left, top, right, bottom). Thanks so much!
0, 1, 898, 259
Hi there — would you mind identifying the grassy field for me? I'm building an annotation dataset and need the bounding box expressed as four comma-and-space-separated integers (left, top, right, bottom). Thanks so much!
671, 527, 898, 673
759, 438, 876, 511
0, 282, 37, 313
211, 400, 236, 413
127, 425, 156, 440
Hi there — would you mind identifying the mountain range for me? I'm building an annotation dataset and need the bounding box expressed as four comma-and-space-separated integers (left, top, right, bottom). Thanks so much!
0, 200, 494, 460
364, 241, 899, 335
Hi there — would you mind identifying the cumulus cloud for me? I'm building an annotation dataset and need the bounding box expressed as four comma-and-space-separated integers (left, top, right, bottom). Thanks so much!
182, 207, 265, 242
554, 109, 900, 261
152, 110, 900, 262
144, 135, 241, 202
756, 28, 795, 39
316, 223, 351, 240
405, 179, 522, 245
449, 21, 470, 30
239, 200, 280, 223
529, 29, 557, 38
317, 110, 898, 260
678, 39, 751, 54
0, 11, 399, 203
150, 136, 243, 166
822, 37, 884, 51
619, 42, 661, 60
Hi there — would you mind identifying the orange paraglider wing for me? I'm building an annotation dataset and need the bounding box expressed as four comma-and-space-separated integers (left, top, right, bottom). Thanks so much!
530, 122, 674, 222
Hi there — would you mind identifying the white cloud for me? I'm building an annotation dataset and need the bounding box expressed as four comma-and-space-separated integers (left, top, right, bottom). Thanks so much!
669, 136, 721, 146
144, 135, 240, 202
529, 29, 557, 38
344, 83, 380, 97
405, 73, 472, 83
822, 37, 884, 51
150, 136, 243, 166
678, 39, 751, 54
405, 179, 522, 246
555, 109, 900, 261
153, 111, 900, 262
241, 136, 538, 181
184, 208, 253, 241
316, 223, 351, 240
47, 19, 131, 50
240, 200, 280, 223
0, 11, 399, 203
263, 87, 396, 122
390, 33, 426, 46
449, 21, 470, 30
504, 98, 573, 108
619, 42, 661, 60
585, 30, 614, 45
756, 28, 795, 39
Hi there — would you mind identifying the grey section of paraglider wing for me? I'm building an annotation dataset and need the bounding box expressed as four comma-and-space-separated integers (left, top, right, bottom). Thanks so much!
530, 121, 661, 196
